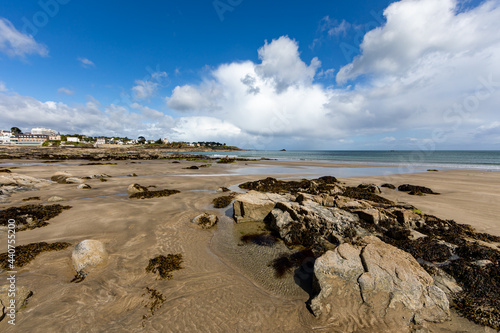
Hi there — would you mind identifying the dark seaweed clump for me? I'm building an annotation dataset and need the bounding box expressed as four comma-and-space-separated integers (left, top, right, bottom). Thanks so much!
342, 187, 394, 204
0, 204, 72, 231
240, 233, 278, 247
0, 168, 11, 173
239, 176, 338, 194
268, 249, 316, 278
184, 165, 199, 169
22, 196, 41, 201
130, 189, 180, 199
142, 287, 166, 321
398, 184, 439, 195
381, 183, 396, 189
145, 254, 183, 279
212, 194, 234, 208
0, 242, 71, 269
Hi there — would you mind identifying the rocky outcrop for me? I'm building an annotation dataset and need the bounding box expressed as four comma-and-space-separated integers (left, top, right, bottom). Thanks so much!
71, 240, 108, 282
192, 213, 218, 229
267, 200, 360, 247
239, 176, 342, 195
232, 191, 291, 223
76, 184, 91, 189
381, 183, 396, 189
311, 236, 450, 330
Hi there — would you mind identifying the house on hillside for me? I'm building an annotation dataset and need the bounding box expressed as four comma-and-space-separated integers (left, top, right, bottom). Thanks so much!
0, 130, 12, 144
15, 134, 48, 145
96, 138, 106, 145
66, 137, 80, 143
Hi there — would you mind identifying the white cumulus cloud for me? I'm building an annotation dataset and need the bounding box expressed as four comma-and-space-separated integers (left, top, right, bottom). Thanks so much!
0, 18, 48, 58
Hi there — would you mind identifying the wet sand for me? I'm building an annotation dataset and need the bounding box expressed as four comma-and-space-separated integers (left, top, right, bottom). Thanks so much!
0, 158, 499, 332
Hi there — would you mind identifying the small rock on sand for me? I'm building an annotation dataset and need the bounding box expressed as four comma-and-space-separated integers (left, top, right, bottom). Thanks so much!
71, 240, 107, 282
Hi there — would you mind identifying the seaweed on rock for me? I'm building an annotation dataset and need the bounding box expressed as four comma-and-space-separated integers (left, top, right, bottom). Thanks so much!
239, 176, 338, 194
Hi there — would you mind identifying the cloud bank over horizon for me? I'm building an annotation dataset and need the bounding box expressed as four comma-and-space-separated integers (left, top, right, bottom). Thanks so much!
1, 0, 499, 149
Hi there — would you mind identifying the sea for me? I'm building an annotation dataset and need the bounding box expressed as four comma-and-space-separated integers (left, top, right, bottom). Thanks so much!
186, 150, 500, 172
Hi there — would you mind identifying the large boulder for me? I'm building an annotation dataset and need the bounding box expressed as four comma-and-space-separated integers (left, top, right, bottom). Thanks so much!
311, 236, 450, 331
267, 199, 360, 247
71, 240, 107, 282
0, 173, 53, 188
232, 191, 291, 223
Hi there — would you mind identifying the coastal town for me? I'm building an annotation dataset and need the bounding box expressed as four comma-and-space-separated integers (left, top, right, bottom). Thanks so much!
0, 127, 234, 149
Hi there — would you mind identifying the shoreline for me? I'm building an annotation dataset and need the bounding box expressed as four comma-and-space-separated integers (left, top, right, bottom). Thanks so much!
0, 157, 499, 331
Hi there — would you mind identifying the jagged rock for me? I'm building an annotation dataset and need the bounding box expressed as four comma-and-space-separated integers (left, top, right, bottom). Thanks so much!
381, 183, 396, 189
389, 208, 426, 229
47, 196, 65, 202
0, 285, 33, 322
77, 184, 91, 189
127, 183, 148, 194
71, 240, 107, 282
353, 208, 383, 224
311, 236, 450, 330
267, 199, 360, 247
398, 184, 439, 195
232, 191, 291, 223
192, 213, 218, 229
295, 193, 335, 207
357, 183, 381, 194
185, 166, 199, 170
428, 267, 462, 297
216, 187, 231, 193
334, 195, 372, 211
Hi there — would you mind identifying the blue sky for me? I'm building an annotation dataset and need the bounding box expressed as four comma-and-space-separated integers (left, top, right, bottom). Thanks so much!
1, 0, 499, 150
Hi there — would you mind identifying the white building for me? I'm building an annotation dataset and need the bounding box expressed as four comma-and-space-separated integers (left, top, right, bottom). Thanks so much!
66, 137, 80, 143
96, 138, 106, 145
0, 130, 12, 144
162, 138, 169, 144
31, 128, 57, 136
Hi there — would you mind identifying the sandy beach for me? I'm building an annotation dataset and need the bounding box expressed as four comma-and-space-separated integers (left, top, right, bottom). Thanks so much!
0, 156, 499, 332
